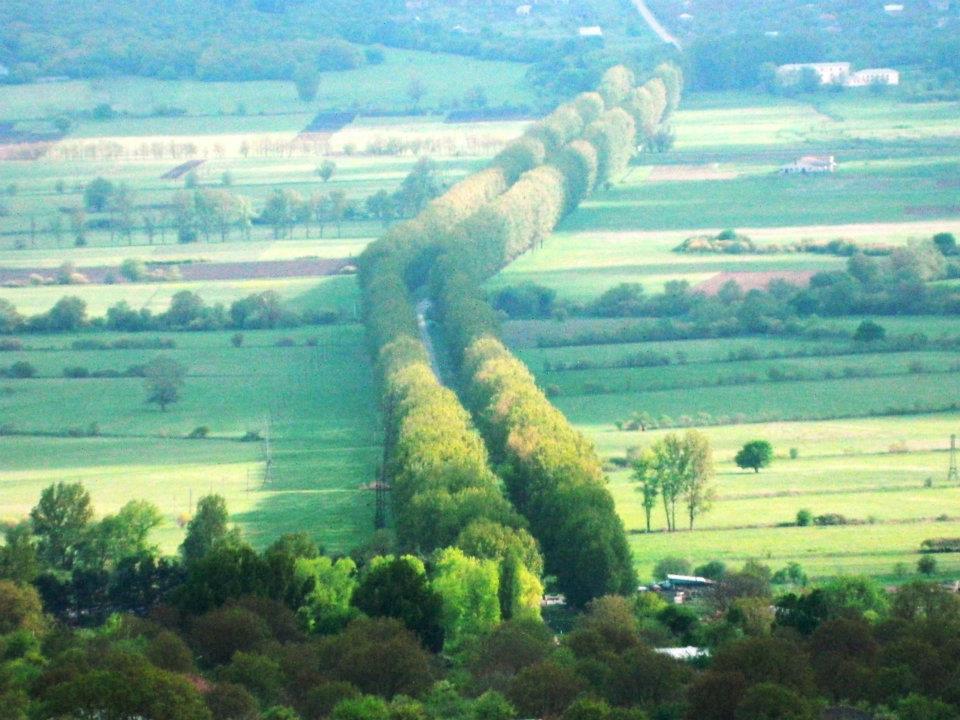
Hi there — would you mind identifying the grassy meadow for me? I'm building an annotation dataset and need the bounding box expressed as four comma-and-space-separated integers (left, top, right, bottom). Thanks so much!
0, 325, 381, 553
493, 91, 960, 583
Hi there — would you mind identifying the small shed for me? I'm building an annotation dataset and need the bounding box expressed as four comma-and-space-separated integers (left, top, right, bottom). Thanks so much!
780, 155, 837, 174
578, 25, 604, 37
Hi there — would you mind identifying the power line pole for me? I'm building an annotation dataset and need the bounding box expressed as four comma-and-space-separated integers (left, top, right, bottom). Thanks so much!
262, 416, 273, 486
949, 434, 959, 484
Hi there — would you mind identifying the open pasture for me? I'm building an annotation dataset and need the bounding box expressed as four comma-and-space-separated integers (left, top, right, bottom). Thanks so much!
0, 152, 485, 251
674, 92, 960, 151
0, 273, 358, 317
565, 157, 960, 233
535, 350, 960, 398
601, 414, 960, 581
0, 324, 382, 553
0, 49, 537, 124
552, 366, 960, 426
492, 91, 960, 583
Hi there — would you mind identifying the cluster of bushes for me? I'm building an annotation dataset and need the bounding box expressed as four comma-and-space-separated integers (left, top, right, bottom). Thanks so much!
555, 358, 958, 399
63, 365, 147, 379
1, 361, 37, 378
583, 238, 960, 326
674, 231, 903, 257
0, 291, 342, 337
920, 538, 960, 553
72, 337, 176, 351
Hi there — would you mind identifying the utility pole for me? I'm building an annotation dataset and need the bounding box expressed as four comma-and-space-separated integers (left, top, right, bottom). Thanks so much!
262, 416, 274, 486
949, 434, 959, 484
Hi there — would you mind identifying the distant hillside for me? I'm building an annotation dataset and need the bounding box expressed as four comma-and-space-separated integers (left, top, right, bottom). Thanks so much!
647, 0, 960, 91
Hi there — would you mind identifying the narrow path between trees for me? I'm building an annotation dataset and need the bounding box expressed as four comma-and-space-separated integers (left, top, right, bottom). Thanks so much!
416, 298, 443, 382
628, 0, 683, 50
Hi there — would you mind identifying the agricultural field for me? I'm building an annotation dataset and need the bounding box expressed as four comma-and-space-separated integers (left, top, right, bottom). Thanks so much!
0, 325, 381, 554
494, 91, 960, 583
0, 49, 537, 128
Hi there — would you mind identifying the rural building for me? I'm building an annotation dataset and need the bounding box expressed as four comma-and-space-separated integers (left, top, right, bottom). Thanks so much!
655, 647, 709, 661
884, 3, 905, 14
540, 593, 566, 607
578, 25, 604, 37
845, 68, 900, 86
777, 62, 851, 85
515, 4, 532, 16
780, 155, 837, 173
640, 574, 716, 604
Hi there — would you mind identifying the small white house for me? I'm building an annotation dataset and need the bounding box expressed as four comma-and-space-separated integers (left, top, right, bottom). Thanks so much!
884, 3, 905, 14
845, 68, 900, 87
777, 62, 851, 85
655, 647, 710, 661
515, 4, 532, 16
578, 25, 604, 37
780, 155, 837, 174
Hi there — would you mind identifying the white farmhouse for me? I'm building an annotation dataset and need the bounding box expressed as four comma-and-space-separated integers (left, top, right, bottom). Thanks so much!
777, 62, 851, 85
515, 4, 532, 16
845, 68, 900, 86
780, 155, 837, 174
884, 3, 905, 14
578, 25, 604, 37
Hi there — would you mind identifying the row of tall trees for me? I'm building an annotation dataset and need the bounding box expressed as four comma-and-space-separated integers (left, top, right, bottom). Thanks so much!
355, 132, 551, 620
423, 66, 681, 606
358, 64, 681, 607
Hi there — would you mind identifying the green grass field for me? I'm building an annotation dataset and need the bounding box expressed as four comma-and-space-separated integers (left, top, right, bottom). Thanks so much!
491, 92, 960, 584
0, 325, 381, 553
605, 415, 960, 582
0, 49, 536, 123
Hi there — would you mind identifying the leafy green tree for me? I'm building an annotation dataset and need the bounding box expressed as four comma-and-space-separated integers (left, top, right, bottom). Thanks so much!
918, 555, 937, 575
933, 232, 957, 256
653, 556, 691, 580
734, 683, 815, 720
217, 651, 284, 706
296, 555, 359, 632
432, 547, 501, 649
649, 431, 715, 530
0, 522, 39, 582
40, 650, 211, 720
80, 500, 163, 571
83, 176, 114, 212
0, 579, 45, 634
853, 320, 885, 343
332, 695, 390, 720
45, 295, 87, 331
180, 494, 229, 565
406, 76, 426, 108
0, 298, 23, 333
30, 481, 93, 570
735, 440, 774, 473
317, 160, 337, 182
393, 158, 441, 218
205, 682, 259, 720
323, 618, 434, 698
144, 355, 186, 411
190, 605, 272, 665
507, 661, 586, 719
294, 64, 320, 101
473, 691, 515, 720
351, 556, 444, 652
